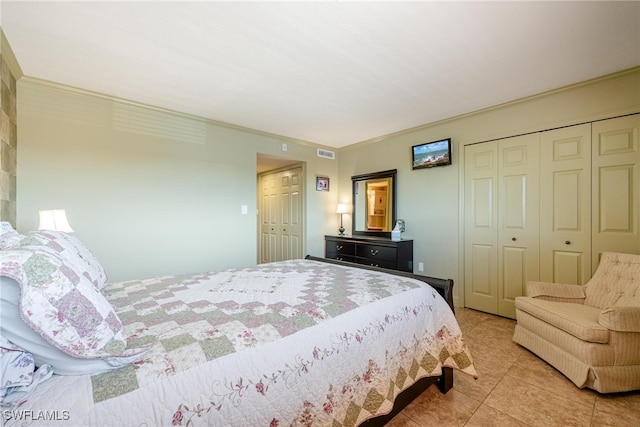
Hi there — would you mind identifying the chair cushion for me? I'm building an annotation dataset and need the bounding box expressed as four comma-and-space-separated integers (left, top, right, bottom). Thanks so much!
515, 297, 609, 343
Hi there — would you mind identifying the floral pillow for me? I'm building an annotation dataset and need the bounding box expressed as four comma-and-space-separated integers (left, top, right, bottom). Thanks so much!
16, 231, 108, 291
0, 248, 126, 359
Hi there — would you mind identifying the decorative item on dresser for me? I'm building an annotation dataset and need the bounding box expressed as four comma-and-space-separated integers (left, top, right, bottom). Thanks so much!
325, 234, 414, 272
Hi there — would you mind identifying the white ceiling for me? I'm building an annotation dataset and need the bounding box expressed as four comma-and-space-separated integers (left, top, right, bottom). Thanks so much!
2, 1, 639, 148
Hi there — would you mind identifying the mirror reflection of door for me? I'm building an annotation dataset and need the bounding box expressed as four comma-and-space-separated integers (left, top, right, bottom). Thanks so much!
365, 179, 392, 231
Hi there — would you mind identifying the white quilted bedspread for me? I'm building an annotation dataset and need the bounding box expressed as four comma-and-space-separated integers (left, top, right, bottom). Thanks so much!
4, 260, 476, 427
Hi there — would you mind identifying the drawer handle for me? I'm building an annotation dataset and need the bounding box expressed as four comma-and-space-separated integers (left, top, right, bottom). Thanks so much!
370, 263, 379, 267
370, 249, 379, 256
336, 245, 343, 251
565, 241, 571, 245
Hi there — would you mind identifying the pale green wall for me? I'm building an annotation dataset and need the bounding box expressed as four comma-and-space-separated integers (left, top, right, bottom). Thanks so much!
16, 79, 339, 281
16, 69, 640, 294
338, 68, 640, 305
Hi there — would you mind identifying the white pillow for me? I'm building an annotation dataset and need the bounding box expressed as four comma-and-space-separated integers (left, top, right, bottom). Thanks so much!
0, 277, 141, 375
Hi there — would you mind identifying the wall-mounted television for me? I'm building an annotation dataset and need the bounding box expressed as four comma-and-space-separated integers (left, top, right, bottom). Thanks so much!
411, 138, 452, 170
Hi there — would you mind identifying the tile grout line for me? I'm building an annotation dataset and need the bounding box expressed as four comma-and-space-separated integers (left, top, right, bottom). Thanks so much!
456, 313, 527, 426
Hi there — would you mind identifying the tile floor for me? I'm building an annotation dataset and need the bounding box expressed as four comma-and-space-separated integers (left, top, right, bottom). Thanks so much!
387, 308, 640, 427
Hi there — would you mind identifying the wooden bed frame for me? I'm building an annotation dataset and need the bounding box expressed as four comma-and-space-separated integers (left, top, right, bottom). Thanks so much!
304, 256, 455, 426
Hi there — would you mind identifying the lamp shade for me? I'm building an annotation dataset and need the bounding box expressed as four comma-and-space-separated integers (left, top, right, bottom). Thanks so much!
336, 204, 349, 214
38, 209, 74, 233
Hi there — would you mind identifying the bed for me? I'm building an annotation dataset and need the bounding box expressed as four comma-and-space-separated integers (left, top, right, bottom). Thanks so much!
0, 229, 476, 427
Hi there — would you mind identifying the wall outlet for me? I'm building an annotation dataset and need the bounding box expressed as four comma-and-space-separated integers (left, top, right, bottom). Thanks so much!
241, 205, 248, 215
418, 262, 424, 272
282, 143, 288, 152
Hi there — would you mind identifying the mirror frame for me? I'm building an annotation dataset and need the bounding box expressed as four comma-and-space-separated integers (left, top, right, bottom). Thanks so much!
351, 169, 397, 237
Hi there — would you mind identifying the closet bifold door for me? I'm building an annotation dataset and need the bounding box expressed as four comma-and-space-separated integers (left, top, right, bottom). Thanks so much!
259, 167, 303, 263
261, 171, 280, 263
464, 134, 540, 319
539, 124, 592, 285
496, 134, 540, 319
591, 114, 640, 269
464, 141, 499, 315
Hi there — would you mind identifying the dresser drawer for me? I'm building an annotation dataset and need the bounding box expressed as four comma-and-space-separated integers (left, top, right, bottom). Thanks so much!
354, 257, 396, 270
356, 244, 397, 263
326, 240, 356, 257
327, 254, 356, 263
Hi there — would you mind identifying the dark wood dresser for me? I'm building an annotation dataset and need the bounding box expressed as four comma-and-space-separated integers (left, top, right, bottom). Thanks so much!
324, 235, 414, 272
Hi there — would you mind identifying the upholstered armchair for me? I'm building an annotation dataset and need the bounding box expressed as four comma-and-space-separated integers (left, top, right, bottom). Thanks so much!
513, 252, 640, 393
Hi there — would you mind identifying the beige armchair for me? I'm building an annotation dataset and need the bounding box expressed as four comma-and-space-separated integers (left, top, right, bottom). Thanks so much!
513, 252, 640, 393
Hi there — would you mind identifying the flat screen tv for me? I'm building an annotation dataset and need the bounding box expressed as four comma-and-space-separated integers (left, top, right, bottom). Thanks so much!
411, 138, 452, 169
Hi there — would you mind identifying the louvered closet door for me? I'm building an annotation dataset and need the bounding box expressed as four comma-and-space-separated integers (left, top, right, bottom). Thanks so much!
497, 134, 540, 318
464, 141, 499, 314
592, 114, 640, 268
539, 124, 592, 284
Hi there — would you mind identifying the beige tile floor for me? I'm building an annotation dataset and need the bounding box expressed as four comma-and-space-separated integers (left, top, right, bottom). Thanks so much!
387, 308, 640, 427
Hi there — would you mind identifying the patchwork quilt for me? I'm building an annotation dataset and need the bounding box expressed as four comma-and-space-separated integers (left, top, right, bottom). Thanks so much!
6, 259, 476, 427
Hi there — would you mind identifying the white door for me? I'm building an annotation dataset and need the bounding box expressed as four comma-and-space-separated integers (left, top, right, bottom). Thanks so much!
279, 168, 303, 261
260, 172, 279, 263
465, 135, 540, 318
464, 141, 499, 314
539, 124, 592, 284
497, 134, 540, 318
259, 167, 303, 263
592, 114, 640, 269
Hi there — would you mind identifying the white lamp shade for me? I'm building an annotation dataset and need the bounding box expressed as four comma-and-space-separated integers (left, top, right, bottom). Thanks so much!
38, 209, 74, 232
336, 204, 349, 214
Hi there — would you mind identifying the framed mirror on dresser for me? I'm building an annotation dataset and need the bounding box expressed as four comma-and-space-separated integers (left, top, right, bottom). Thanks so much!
351, 169, 397, 237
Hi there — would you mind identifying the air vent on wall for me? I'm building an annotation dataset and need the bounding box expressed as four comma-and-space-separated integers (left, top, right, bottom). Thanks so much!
317, 148, 335, 160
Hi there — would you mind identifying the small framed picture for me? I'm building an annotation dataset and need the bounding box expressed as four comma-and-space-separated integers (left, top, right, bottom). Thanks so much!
316, 176, 330, 191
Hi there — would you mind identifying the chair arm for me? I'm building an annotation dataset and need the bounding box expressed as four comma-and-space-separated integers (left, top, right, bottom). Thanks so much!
526, 281, 586, 303
599, 306, 640, 332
